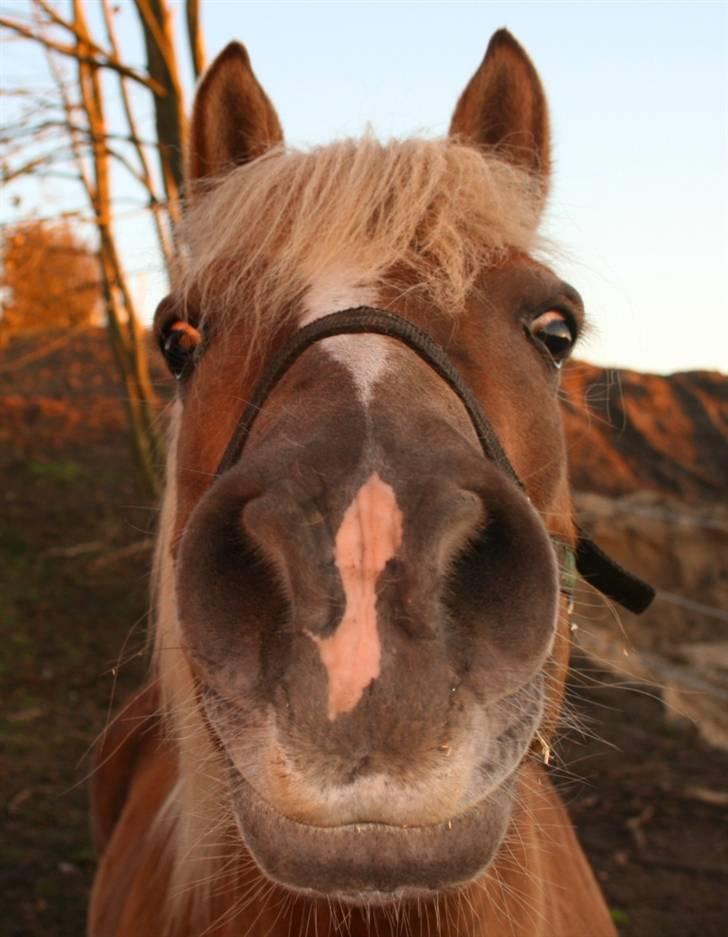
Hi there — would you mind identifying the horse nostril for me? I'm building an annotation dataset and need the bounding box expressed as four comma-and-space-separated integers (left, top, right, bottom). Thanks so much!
241, 489, 346, 638
440, 478, 559, 695
451, 489, 487, 541
425, 488, 487, 580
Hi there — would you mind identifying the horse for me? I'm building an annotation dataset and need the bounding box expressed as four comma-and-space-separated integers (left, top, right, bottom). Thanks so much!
88, 29, 653, 937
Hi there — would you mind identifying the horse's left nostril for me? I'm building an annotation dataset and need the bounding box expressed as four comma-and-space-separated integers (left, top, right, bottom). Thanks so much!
438, 478, 559, 700
436, 488, 488, 571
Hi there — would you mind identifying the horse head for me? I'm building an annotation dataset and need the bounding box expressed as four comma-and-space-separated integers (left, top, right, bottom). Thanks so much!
115, 31, 650, 933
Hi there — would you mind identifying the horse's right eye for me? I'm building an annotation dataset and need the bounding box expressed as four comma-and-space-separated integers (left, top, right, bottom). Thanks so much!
529, 310, 576, 367
160, 321, 202, 379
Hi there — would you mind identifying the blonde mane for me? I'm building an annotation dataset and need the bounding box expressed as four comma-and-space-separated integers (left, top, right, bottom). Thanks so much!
153, 135, 546, 927
176, 136, 543, 343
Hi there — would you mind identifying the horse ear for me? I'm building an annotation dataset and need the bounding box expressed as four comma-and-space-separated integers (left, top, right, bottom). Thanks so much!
187, 41, 283, 184
449, 29, 550, 185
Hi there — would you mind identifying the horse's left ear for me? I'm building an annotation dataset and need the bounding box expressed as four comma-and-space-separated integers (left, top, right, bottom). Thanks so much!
187, 41, 283, 185
449, 29, 550, 187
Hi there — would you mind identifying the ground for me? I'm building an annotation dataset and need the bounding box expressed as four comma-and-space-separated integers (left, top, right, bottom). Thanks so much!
1, 332, 727, 936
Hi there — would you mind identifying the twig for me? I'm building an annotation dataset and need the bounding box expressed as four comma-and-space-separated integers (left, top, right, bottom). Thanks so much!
88, 539, 154, 570
46, 539, 105, 558
678, 786, 728, 808
0, 14, 164, 94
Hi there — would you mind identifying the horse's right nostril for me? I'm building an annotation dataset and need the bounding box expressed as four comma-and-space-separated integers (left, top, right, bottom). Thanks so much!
241, 489, 346, 638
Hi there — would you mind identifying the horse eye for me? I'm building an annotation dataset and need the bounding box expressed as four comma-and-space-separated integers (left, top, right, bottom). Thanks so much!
160, 321, 202, 379
529, 311, 575, 366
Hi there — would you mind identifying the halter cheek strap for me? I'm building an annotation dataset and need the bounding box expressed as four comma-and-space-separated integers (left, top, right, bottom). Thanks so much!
213, 306, 654, 616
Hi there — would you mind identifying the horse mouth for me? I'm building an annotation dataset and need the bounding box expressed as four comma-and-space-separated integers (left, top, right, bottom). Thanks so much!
228, 757, 518, 902
208, 674, 546, 901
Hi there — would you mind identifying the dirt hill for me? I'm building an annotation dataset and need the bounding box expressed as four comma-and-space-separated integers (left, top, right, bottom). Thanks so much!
561, 361, 727, 502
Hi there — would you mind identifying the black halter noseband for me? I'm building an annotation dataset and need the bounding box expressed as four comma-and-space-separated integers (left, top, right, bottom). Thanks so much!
214, 306, 654, 615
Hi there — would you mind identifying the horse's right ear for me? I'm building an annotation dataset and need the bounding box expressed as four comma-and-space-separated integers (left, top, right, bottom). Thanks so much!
449, 30, 550, 187
187, 41, 283, 185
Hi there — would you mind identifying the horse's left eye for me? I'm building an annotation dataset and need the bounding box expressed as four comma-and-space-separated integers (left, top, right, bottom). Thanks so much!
529, 311, 575, 366
160, 321, 202, 379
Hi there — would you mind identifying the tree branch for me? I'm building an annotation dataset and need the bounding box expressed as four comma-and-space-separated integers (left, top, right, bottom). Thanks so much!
185, 0, 205, 79
0, 14, 165, 94
35, 0, 108, 57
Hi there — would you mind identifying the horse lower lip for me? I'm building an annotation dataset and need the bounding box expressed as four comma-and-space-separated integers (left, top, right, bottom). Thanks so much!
229, 768, 515, 899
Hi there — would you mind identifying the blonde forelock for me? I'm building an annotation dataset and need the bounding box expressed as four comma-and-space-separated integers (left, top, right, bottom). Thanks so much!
175, 136, 544, 344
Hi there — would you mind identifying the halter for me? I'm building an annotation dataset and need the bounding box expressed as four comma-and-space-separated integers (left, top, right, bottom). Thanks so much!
214, 306, 654, 615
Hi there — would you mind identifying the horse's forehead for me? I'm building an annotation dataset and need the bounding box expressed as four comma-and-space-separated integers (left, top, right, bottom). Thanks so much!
301, 268, 392, 406
301, 265, 378, 326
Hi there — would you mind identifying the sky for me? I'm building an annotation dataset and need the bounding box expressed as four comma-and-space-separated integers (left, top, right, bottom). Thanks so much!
1, 1, 727, 374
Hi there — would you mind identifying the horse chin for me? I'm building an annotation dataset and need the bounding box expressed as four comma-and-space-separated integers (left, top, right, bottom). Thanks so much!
228, 765, 516, 903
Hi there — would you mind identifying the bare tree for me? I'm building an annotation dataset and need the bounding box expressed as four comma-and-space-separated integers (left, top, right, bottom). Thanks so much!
0, 0, 205, 497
